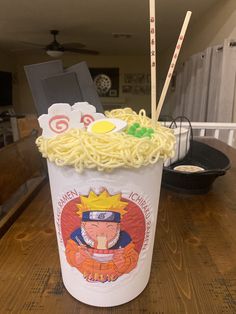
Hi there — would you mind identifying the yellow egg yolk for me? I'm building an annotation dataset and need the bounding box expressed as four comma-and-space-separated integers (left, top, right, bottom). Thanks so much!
91, 121, 116, 134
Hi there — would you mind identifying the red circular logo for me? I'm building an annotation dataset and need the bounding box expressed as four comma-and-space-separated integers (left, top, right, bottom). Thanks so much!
60, 191, 146, 283
49, 115, 69, 134
81, 114, 95, 127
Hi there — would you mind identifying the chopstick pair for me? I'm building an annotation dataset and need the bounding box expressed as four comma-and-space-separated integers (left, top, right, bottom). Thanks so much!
149, 1, 192, 122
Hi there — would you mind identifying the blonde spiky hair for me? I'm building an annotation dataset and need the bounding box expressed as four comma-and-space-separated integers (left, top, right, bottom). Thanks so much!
76, 190, 128, 218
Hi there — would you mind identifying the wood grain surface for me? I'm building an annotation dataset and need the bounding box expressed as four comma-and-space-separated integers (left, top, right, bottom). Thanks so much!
0, 139, 235, 313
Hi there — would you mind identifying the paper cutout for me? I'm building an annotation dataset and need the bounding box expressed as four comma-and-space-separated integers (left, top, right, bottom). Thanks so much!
63, 189, 145, 283
81, 114, 95, 127
88, 118, 127, 134
91, 120, 116, 134
73, 102, 104, 127
38, 102, 105, 138
126, 123, 154, 138
49, 115, 70, 134
72, 101, 96, 114
38, 103, 84, 138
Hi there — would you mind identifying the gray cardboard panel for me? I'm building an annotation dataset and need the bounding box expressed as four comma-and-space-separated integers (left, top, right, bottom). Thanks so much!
66, 61, 103, 113
24, 60, 63, 116
42, 72, 83, 106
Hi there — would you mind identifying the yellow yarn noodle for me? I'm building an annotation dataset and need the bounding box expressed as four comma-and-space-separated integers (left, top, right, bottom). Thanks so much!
36, 108, 175, 172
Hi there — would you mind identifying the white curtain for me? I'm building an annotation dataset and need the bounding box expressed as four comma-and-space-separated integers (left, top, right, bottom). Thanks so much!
164, 39, 236, 123
206, 44, 223, 122
218, 39, 236, 122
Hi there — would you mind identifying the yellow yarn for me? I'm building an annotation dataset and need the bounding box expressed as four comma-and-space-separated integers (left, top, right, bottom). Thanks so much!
36, 108, 175, 172
105, 108, 152, 127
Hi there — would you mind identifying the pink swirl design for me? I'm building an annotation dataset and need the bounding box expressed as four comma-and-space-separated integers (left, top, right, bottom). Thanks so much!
49, 115, 70, 134
81, 114, 95, 127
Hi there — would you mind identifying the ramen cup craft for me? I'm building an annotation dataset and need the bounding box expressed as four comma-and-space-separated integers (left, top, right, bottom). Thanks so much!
36, 104, 175, 307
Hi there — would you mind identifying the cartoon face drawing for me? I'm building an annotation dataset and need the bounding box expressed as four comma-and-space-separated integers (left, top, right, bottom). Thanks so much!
64, 190, 141, 283
81, 220, 120, 249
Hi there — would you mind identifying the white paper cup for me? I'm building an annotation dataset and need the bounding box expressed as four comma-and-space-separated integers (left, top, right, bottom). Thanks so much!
47, 161, 163, 307
164, 127, 190, 167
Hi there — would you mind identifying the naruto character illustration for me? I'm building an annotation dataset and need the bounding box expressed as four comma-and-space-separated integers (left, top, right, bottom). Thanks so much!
65, 190, 139, 283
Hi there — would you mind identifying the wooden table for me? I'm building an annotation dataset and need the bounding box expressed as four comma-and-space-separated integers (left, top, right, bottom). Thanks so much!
0, 139, 236, 313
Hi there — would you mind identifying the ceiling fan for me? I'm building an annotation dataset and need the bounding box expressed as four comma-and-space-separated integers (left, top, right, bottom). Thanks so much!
17, 30, 99, 57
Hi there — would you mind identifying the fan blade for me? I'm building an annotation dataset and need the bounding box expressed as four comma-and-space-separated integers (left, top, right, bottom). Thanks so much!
63, 42, 85, 49
18, 41, 45, 48
11, 41, 45, 52
65, 48, 99, 55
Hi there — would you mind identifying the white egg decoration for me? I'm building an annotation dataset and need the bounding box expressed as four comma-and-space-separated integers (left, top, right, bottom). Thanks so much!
87, 118, 127, 134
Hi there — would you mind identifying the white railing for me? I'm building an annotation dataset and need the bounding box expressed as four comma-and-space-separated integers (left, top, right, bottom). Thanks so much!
161, 122, 236, 147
